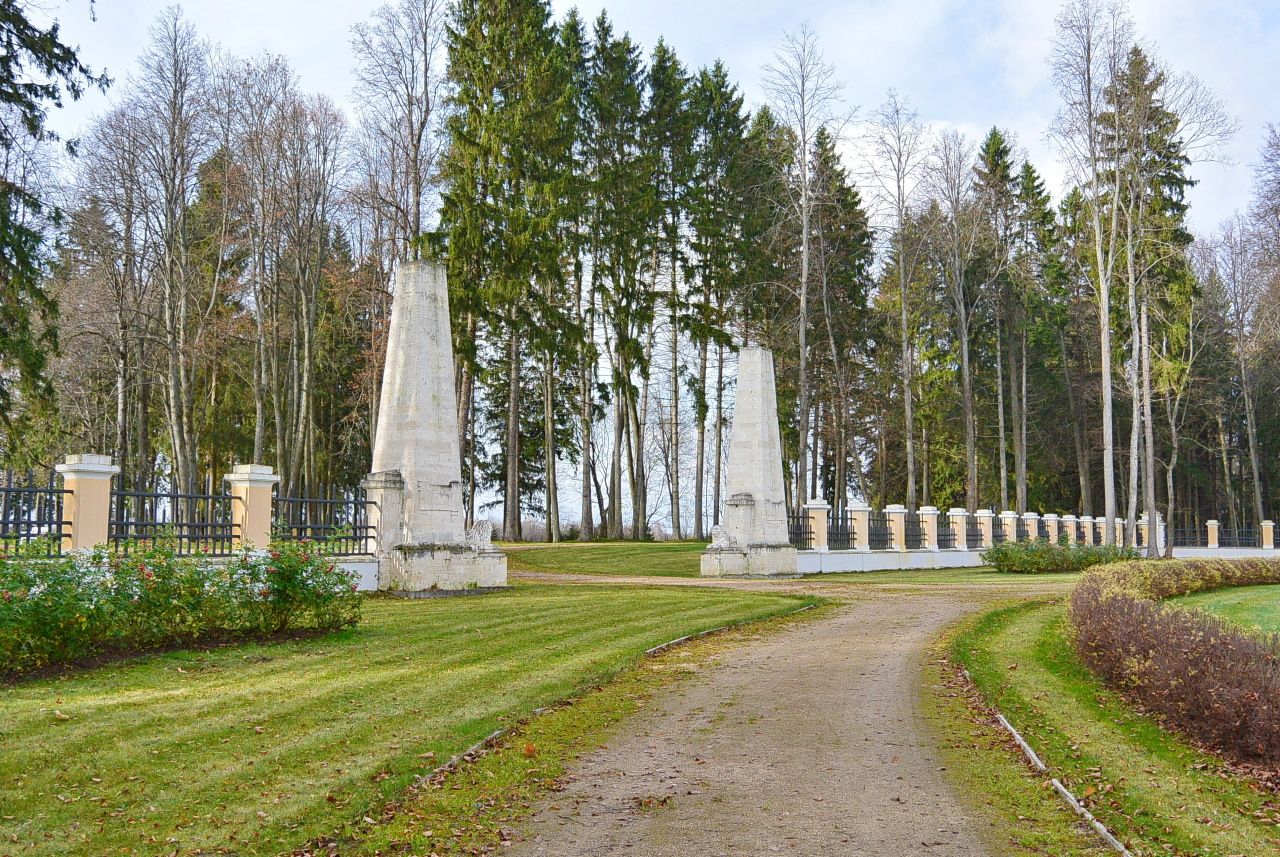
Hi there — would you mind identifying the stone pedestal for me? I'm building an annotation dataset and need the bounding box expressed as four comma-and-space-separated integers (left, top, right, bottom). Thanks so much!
702, 347, 797, 577
367, 261, 506, 591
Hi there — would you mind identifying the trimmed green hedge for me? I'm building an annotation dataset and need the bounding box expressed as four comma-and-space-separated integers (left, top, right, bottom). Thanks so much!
0, 539, 361, 675
981, 538, 1139, 573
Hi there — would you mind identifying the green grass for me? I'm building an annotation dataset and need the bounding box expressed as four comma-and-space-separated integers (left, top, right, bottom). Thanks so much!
952, 599, 1280, 856
923, 621, 1107, 855
1176, 583, 1280, 632
347, 604, 823, 856
0, 584, 812, 856
806, 566, 1084, 586
505, 540, 706, 577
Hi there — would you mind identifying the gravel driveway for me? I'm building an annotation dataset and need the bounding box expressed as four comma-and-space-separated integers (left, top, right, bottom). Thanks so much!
505, 587, 1019, 857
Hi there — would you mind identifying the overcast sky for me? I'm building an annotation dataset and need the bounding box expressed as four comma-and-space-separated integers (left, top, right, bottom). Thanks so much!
39, 0, 1279, 234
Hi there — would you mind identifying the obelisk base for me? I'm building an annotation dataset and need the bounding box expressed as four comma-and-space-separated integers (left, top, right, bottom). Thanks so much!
700, 544, 798, 578
382, 545, 508, 592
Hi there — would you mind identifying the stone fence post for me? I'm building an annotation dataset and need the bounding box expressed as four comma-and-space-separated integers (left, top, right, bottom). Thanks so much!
999, 510, 1019, 543
1263, 520, 1275, 550
1206, 519, 1220, 549
885, 504, 907, 552
1079, 515, 1094, 545
224, 464, 279, 550
1043, 514, 1061, 544
1062, 514, 1078, 544
804, 499, 830, 552
55, 454, 119, 551
850, 503, 871, 552
920, 506, 940, 551
975, 510, 995, 549
1022, 512, 1040, 541
1138, 515, 1150, 550
948, 508, 969, 551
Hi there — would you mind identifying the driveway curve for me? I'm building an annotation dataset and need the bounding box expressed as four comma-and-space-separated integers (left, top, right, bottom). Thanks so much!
506, 587, 1018, 857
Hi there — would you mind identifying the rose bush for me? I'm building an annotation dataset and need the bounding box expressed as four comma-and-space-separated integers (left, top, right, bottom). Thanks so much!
0, 539, 361, 675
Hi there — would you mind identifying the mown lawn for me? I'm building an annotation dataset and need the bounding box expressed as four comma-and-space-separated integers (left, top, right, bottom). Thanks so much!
0, 584, 811, 856
1177, 582, 1280, 632
505, 540, 706, 577
952, 599, 1280, 856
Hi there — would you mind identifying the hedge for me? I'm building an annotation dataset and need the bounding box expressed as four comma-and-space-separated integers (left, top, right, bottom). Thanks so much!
0, 539, 361, 676
1069, 558, 1280, 767
981, 538, 1140, 573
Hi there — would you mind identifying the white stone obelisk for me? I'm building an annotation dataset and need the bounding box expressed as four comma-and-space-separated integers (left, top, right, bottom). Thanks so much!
701, 346, 798, 576
363, 260, 506, 592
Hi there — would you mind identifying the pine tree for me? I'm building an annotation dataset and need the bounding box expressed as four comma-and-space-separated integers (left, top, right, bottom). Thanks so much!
440, 0, 576, 539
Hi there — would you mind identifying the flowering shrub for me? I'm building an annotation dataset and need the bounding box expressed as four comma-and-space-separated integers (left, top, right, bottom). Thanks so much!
1069, 558, 1280, 767
0, 539, 361, 676
981, 538, 1140, 573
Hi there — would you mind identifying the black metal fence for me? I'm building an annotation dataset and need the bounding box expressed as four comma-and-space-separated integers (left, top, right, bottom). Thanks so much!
787, 510, 813, 550
1171, 528, 1206, 547
967, 515, 983, 549
1220, 528, 1260, 549
110, 490, 239, 556
0, 470, 69, 557
867, 512, 891, 550
828, 509, 855, 550
274, 492, 374, 555
937, 520, 956, 549
904, 511, 924, 550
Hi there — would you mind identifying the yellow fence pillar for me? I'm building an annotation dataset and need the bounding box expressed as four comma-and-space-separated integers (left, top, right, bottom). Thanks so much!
948, 508, 969, 551
1062, 515, 1078, 544
55, 454, 119, 550
850, 503, 871, 552
920, 506, 940, 551
1206, 520, 1220, 550
885, 505, 907, 552
224, 465, 280, 550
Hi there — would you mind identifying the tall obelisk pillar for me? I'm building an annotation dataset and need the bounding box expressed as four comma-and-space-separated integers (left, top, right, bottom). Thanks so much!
701, 346, 798, 576
364, 260, 506, 592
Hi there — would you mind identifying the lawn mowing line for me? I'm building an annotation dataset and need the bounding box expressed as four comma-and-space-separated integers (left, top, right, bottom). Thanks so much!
643, 603, 817, 655
964, 666, 1131, 856
415, 601, 818, 791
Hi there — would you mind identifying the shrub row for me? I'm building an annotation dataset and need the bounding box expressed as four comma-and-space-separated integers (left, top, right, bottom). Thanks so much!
0, 539, 362, 676
981, 538, 1140, 573
1069, 558, 1280, 768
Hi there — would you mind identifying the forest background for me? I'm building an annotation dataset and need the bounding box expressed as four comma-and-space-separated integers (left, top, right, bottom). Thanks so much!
3, 0, 1279, 544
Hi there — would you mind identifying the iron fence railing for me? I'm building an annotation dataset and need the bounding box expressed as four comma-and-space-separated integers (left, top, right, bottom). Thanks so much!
1015, 520, 1031, 542
788, 510, 813, 550
904, 511, 924, 550
110, 490, 239, 556
991, 518, 1006, 544
868, 513, 891, 550
0, 469, 69, 557
1220, 528, 1260, 549
274, 492, 374, 556
967, 516, 983, 549
1171, 528, 1206, 547
937, 521, 956, 549
828, 509, 855, 551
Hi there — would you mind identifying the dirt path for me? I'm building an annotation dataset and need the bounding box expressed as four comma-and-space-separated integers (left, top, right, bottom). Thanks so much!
506, 588, 1025, 857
